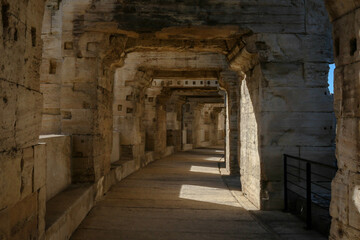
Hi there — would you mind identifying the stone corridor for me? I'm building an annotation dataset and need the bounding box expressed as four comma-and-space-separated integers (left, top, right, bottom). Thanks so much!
3, 1, 360, 239
71, 148, 324, 240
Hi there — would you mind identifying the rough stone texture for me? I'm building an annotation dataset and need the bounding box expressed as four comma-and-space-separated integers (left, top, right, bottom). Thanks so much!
39, 135, 71, 201
0, 1, 46, 239
192, 103, 225, 148
0, 0, 44, 152
240, 67, 262, 209
36, 0, 335, 211
220, 71, 240, 176
325, 1, 360, 238
1, 0, 352, 239
34, 143, 47, 192
0, 144, 47, 240
45, 185, 94, 240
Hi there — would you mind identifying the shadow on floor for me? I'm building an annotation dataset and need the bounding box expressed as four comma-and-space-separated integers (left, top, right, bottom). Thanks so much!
70, 148, 326, 240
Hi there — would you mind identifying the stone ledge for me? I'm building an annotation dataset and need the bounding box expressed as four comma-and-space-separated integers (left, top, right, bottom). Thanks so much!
45, 158, 141, 240
183, 144, 193, 151
39, 134, 71, 201
144, 151, 154, 166
45, 184, 94, 240
103, 159, 137, 194
164, 146, 175, 157
40, 134, 68, 139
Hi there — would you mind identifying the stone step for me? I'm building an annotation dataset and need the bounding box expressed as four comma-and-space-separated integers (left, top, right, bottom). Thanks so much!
45, 185, 94, 240
46, 159, 139, 240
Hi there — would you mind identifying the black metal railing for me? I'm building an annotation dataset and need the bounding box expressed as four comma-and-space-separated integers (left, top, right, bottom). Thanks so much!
283, 154, 337, 230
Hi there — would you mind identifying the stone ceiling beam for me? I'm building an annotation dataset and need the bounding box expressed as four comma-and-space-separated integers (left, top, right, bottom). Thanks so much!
152, 70, 219, 80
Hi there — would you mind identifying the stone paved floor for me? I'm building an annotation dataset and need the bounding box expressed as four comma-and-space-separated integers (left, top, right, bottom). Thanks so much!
71, 148, 326, 240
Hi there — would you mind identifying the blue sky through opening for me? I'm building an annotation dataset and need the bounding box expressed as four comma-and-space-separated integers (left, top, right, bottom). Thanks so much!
328, 64, 335, 94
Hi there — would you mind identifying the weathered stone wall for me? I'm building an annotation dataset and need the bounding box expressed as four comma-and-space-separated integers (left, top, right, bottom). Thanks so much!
225, 0, 335, 209
240, 67, 262, 209
235, 40, 335, 209
1, 0, 351, 239
324, 1, 360, 238
165, 95, 183, 151
154, 97, 168, 159
112, 69, 147, 169
217, 108, 226, 145
220, 71, 240, 175
39, 135, 71, 201
40, 1, 114, 183
192, 103, 224, 148
0, 0, 46, 239
36, 0, 336, 214
143, 87, 162, 153
182, 102, 196, 148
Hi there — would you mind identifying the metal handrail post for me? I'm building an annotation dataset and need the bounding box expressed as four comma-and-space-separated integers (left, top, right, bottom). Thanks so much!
306, 162, 312, 229
284, 154, 288, 212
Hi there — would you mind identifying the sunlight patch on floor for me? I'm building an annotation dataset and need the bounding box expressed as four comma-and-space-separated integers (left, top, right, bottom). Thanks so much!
190, 165, 219, 174
179, 184, 240, 207
204, 157, 222, 161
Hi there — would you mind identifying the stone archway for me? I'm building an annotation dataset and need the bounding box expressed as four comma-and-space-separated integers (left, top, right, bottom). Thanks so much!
1, 0, 354, 239
38, 0, 336, 210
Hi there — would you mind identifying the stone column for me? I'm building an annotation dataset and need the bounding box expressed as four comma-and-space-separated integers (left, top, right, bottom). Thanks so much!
165, 97, 184, 152
236, 30, 335, 209
220, 71, 240, 175
154, 95, 168, 159
192, 103, 203, 148
181, 102, 195, 150
209, 107, 221, 146
324, 2, 360, 238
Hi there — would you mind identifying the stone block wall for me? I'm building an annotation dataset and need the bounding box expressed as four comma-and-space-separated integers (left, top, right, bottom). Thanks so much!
165, 99, 183, 151
221, 71, 240, 175
229, 0, 335, 207
240, 66, 262, 209
324, 1, 360, 238
0, 0, 46, 239
182, 102, 196, 147
192, 103, 224, 148
143, 88, 161, 152
0, 0, 346, 239
39, 135, 71, 201
40, 1, 113, 183
31, 0, 338, 218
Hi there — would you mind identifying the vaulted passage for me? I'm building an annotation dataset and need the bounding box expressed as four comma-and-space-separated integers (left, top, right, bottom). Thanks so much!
2, 0, 360, 239
71, 148, 324, 240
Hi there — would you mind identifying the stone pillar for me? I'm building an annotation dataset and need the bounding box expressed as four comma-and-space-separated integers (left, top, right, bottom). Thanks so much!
174, 101, 184, 152
220, 71, 240, 175
324, 2, 360, 238
210, 107, 221, 146
165, 98, 184, 152
237, 30, 335, 209
192, 103, 203, 148
216, 107, 226, 146
143, 87, 160, 153
182, 102, 195, 150
113, 69, 153, 170
154, 95, 168, 159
